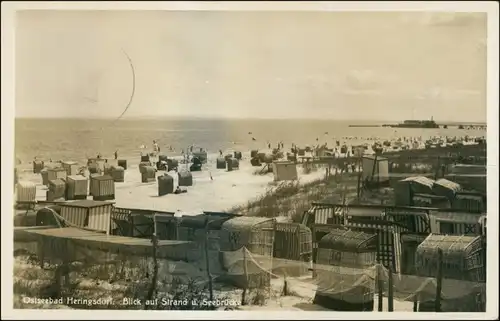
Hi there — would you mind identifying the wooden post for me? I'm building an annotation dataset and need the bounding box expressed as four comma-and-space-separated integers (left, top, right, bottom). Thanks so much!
388, 266, 394, 312
128, 214, 134, 237
144, 234, 159, 310
270, 219, 276, 278
356, 157, 362, 200
241, 246, 249, 305
312, 245, 317, 278
434, 156, 440, 180
435, 248, 443, 312
377, 264, 384, 312
204, 217, 214, 301
413, 299, 418, 312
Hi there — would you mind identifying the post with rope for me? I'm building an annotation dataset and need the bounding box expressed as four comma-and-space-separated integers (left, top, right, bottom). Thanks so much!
435, 248, 443, 312
311, 230, 317, 279
241, 246, 249, 306
377, 263, 383, 312
370, 153, 378, 186
376, 227, 383, 312
204, 217, 214, 301
388, 266, 394, 312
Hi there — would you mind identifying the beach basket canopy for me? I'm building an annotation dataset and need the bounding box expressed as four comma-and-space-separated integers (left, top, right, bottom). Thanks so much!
416, 234, 481, 261
318, 228, 377, 252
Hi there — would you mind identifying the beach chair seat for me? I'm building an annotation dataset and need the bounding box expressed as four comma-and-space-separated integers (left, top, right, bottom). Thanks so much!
156, 161, 168, 171
111, 217, 132, 236
166, 159, 179, 171
250, 157, 261, 167
130, 213, 155, 238
110, 207, 155, 238
216, 157, 226, 169
190, 158, 202, 172
111, 207, 133, 236
190, 163, 202, 172
36, 206, 64, 227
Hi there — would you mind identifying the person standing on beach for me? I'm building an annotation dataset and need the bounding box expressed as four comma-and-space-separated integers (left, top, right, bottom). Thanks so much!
114, 150, 118, 160
152, 140, 159, 162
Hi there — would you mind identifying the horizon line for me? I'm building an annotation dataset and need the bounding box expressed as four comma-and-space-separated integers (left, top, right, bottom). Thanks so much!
13, 115, 488, 124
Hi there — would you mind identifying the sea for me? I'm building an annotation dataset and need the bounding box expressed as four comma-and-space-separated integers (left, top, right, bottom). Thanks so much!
14, 118, 486, 164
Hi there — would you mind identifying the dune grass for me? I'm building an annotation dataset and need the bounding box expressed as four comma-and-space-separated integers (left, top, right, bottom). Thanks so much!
13, 251, 241, 310
230, 165, 362, 222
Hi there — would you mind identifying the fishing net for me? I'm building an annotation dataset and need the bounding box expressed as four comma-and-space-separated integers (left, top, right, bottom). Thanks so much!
220, 247, 486, 305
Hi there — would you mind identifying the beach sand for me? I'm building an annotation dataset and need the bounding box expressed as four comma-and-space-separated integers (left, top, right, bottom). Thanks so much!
16, 151, 326, 216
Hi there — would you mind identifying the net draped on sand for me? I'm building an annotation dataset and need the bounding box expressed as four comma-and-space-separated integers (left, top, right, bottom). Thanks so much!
220, 247, 486, 304
15, 223, 485, 306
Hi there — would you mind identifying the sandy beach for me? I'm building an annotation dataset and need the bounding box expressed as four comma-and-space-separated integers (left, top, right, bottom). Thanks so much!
16, 151, 327, 216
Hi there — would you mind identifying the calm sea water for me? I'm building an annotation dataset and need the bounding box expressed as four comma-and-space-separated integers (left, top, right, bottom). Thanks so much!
15, 118, 485, 164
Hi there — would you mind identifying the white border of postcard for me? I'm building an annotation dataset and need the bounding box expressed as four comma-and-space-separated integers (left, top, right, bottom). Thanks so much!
2, 1, 499, 320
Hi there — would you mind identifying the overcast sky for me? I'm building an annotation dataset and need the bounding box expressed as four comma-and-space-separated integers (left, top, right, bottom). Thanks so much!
15, 10, 486, 122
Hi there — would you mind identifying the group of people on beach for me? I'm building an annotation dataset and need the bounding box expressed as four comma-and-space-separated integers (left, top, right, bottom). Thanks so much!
140, 132, 485, 163
18, 131, 484, 169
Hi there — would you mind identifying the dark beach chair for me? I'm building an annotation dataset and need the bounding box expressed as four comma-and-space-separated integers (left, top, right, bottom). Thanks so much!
111, 207, 155, 238
190, 157, 202, 172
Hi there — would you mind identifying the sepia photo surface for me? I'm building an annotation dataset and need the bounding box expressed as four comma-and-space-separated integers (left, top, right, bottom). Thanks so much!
2, 1, 499, 319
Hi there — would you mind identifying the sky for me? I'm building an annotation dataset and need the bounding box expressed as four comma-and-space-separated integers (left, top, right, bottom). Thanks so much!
15, 10, 487, 122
